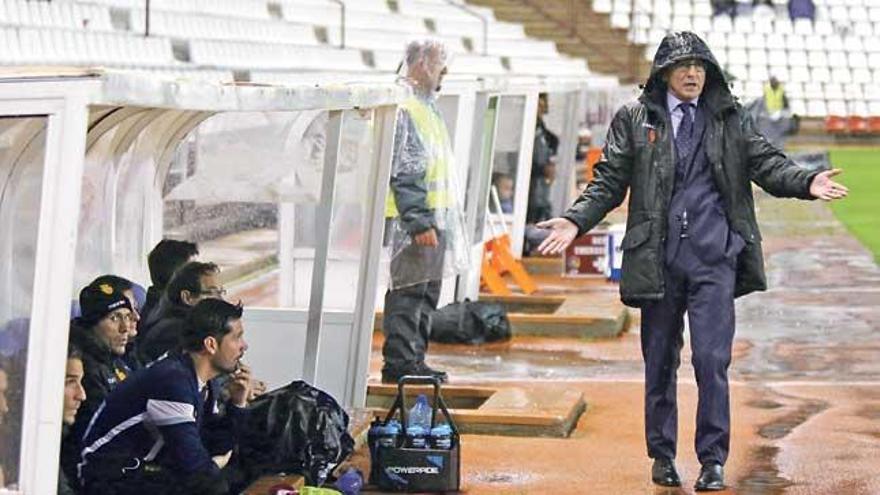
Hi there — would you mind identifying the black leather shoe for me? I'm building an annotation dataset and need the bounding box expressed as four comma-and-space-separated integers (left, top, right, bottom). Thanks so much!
694, 463, 725, 491
651, 457, 681, 487
381, 362, 448, 384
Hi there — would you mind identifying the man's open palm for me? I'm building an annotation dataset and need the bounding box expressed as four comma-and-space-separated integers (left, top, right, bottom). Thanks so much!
536, 218, 579, 255
810, 168, 848, 201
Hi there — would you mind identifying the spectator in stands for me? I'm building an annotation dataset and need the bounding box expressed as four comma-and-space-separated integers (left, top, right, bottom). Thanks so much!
491, 173, 515, 214
382, 39, 464, 384
532, 93, 559, 180
788, 0, 815, 20
763, 76, 789, 115
79, 299, 252, 495
63, 278, 137, 485
711, 0, 737, 16
142, 239, 199, 328
537, 31, 848, 491
139, 261, 224, 364
59, 344, 86, 495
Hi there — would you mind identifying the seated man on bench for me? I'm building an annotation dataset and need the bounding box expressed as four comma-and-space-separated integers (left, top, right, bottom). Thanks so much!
78, 299, 252, 495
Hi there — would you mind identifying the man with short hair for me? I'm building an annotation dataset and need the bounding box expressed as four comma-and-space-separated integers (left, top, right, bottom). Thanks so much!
79, 299, 252, 495
538, 32, 847, 490
138, 261, 224, 364
63, 278, 137, 485
142, 239, 199, 325
382, 39, 469, 384
59, 344, 87, 495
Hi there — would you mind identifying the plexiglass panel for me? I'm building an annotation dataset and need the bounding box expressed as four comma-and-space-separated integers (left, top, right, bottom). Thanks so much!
163, 111, 333, 309
491, 95, 526, 209
0, 116, 48, 490
320, 109, 375, 311
469, 96, 499, 242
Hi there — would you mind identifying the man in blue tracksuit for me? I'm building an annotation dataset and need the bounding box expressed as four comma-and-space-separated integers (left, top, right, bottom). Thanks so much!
79, 299, 252, 495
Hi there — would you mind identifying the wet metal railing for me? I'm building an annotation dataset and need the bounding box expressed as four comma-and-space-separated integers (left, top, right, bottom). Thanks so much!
444, 0, 488, 55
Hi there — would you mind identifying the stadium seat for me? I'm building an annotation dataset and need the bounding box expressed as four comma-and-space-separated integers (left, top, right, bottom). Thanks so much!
824, 115, 847, 132
848, 116, 869, 133
868, 117, 880, 135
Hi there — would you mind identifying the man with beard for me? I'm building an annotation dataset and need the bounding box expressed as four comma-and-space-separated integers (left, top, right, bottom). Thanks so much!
538, 32, 847, 490
78, 299, 252, 495
382, 39, 467, 383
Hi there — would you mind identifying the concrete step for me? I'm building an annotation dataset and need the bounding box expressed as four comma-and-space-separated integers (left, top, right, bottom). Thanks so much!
366, 383, 587, 437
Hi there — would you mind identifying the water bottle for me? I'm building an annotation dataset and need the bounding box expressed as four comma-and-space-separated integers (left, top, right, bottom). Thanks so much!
430, 422, 453, 450
379, 420, 400, 448
406, 394, 432, 448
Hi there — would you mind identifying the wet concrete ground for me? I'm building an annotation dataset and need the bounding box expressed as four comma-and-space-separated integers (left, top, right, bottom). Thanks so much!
364, 191, 880, 494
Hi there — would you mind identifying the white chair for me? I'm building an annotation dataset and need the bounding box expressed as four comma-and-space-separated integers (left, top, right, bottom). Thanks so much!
745, 33, 766, 49
610, 12, 630, 28
593, 0, 613, 14
843, 35, 866, 51
748, 48, 768, 66
753, 16, 775, 33
693, 2, 713, 16
769, 65, 790, 82
789, 98, 807, 115
707, 31, 728, 50
713, 14, 733, 32
812, 66, 832, 82
732, 16, 753, 33
727, 64, 748, 80
848, 100, 869, 117
790, 65, 811, 82
748, 63, 769, 82
774, 18, 793, 34
744, 80, 764, 99
793, 18, 813, 35
613, 0, 633, 13
808, 50, 829, 67
671, 15, 692, 31
851, 67, 872, 83
803, 81, 825, 100
827, 99, 847, 115
831, 66, 853, 83
869, 101, 880, 116
692, 15, 712, 32
805, 99, 827, 117
787, 49, 808, 66
785, 34, 805, 50
727, 32, 747, 48
653, 12, 673, 29
853, 21, 876, 36
844, 82, 864, 99
785, 81, 804, 98
727, 47, 748, 65
829, 5, 850, 20
848, 51, 868, 68
823, 34, 844, 50
824, 82, 845, 99
765, 32, 785, 48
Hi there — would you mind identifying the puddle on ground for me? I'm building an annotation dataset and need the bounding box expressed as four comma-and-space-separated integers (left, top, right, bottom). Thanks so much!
736, 445, 793, 495
426, 347, 639, 381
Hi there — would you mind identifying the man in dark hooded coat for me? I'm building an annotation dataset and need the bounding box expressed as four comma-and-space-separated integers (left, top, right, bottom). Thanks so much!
537, 32, 848, 491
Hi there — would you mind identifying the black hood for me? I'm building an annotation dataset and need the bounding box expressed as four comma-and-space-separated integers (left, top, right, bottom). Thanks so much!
642, 31, 733, 112
69, 321, 114, 365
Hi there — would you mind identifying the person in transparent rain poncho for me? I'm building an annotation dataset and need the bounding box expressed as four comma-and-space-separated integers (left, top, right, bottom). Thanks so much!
381, 39, 470, 384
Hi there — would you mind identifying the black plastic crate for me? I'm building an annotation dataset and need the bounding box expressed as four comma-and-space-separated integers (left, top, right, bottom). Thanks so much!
368, 376, 461, 492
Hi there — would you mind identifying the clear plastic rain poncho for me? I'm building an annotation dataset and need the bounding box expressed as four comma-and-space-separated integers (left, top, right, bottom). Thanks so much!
385, 44, 470, 289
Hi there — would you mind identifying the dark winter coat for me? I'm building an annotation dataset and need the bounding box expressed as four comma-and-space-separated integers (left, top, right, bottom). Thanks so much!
137, 296, 190, 365
62, 323, 132, 485
562, 32, 819, 307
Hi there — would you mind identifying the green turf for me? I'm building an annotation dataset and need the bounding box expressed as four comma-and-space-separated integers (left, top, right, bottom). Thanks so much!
827, 148, 880, 262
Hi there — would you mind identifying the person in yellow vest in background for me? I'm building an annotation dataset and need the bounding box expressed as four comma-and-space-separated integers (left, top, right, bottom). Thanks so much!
382, 39, 470, 383
763, 76, 788, 117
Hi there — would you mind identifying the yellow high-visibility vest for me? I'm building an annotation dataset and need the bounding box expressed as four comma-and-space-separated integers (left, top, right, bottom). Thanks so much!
385, 97, 453, 218
764, 84, 785, 113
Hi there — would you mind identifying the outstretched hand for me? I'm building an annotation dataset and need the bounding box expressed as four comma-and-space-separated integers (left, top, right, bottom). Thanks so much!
809, 168, 848, 201
536, 217, 580, 255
